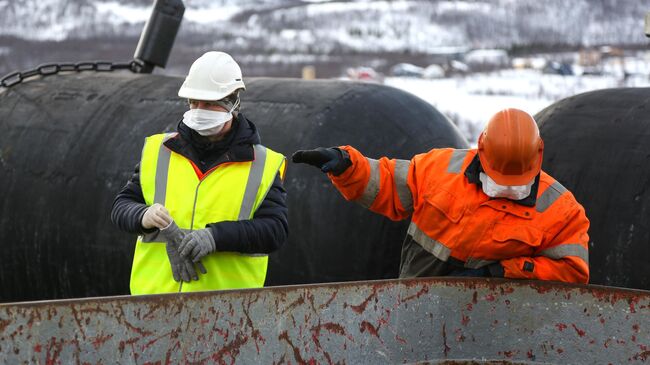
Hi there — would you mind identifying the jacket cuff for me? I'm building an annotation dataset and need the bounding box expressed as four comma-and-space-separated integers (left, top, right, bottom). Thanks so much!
331, 147, 353, 176
328, 146, 370, 202
329, 146, 357, 181
488, 263, 505, 278
208, 221, 240, 252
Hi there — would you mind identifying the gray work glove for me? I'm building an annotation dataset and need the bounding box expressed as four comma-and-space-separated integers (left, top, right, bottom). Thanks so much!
179, 228, 216, 263
161, 222, 207, 282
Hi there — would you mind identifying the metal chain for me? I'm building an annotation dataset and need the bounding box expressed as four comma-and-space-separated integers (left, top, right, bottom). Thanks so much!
0, 59, 146, 88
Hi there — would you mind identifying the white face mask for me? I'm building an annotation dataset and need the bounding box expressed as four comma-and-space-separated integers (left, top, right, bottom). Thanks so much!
182, 99, 239, 136
479, 172, 534, 200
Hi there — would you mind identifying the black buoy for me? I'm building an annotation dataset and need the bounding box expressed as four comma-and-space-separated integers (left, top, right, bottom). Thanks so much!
536, 88, 650, 290
0, 73, 467, 302
133, 0, 185, 73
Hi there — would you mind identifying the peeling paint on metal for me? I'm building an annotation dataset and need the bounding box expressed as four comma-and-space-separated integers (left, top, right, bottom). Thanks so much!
0, 278, 649, 364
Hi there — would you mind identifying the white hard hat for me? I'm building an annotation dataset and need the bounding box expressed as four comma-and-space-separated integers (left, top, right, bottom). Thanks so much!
178, 51, 246, 101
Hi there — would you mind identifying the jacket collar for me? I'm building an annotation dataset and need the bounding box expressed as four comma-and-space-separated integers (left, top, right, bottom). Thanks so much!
464, 154, 539, 207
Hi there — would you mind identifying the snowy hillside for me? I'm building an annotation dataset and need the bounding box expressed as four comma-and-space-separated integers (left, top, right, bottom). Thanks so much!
1, 0, 649, 50
386, 69, 650, 145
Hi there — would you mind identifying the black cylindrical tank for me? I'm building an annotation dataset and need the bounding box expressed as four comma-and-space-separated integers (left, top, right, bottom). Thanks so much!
0, 73, 467, 302
536, 88, 650, 290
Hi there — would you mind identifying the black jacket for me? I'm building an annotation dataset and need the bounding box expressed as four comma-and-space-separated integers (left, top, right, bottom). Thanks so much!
111, 113, 288, 254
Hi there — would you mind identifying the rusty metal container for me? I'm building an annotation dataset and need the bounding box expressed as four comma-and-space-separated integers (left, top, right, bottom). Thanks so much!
1, 278, 648, 364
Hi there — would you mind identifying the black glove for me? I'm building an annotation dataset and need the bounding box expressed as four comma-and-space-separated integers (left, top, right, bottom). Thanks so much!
292, 147, 352, 176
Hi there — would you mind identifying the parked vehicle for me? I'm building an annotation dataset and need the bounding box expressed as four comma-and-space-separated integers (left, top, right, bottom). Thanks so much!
390, 63, 424, 77
422, 64, 445, 79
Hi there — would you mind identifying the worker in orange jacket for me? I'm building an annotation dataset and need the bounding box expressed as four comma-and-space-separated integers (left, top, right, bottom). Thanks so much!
293, 108, 589, 284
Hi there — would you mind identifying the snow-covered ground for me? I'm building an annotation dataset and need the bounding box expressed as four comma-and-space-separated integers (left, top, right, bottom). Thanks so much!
385, 69, 650, 145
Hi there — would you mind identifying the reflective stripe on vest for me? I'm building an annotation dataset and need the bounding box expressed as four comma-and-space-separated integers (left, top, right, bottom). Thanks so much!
141, 133, 181, 244
153, 134, 174, 204
131, 133, 285, 295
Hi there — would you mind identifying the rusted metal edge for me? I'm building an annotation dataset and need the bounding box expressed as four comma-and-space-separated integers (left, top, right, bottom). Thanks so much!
1, 277, 649, 364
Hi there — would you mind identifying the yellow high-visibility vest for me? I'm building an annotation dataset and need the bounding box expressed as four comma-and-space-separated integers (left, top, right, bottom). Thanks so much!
130, 133, 286, 295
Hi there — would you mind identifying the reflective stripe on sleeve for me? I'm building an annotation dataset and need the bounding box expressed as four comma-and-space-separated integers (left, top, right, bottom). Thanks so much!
536, 181, 567, 213
537, 243, 589, 266
357, 158, 381, 208
394, 159, 413, 212
407, 222, 452, 261
446, 149, 469, 174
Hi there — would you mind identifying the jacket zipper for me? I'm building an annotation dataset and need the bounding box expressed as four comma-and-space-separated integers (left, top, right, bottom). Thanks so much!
179, 179, 204, 293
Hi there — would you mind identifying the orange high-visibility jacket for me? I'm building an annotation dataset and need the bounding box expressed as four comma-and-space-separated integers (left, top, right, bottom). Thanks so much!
330, 146, 590, 284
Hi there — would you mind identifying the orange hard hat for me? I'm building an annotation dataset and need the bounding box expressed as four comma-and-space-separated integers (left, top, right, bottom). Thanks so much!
478, 108, 544, 186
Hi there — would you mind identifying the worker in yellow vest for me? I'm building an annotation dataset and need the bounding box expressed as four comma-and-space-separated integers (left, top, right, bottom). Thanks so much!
111, 52, 287, 294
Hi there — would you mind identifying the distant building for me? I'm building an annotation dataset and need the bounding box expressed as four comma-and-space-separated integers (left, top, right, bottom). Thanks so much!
463, 49, 509, 71
578, 49, 601, 67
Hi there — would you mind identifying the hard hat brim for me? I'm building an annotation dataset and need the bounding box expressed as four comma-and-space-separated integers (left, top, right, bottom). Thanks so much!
479, 152, 542, 186
178, 84, 245, 101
